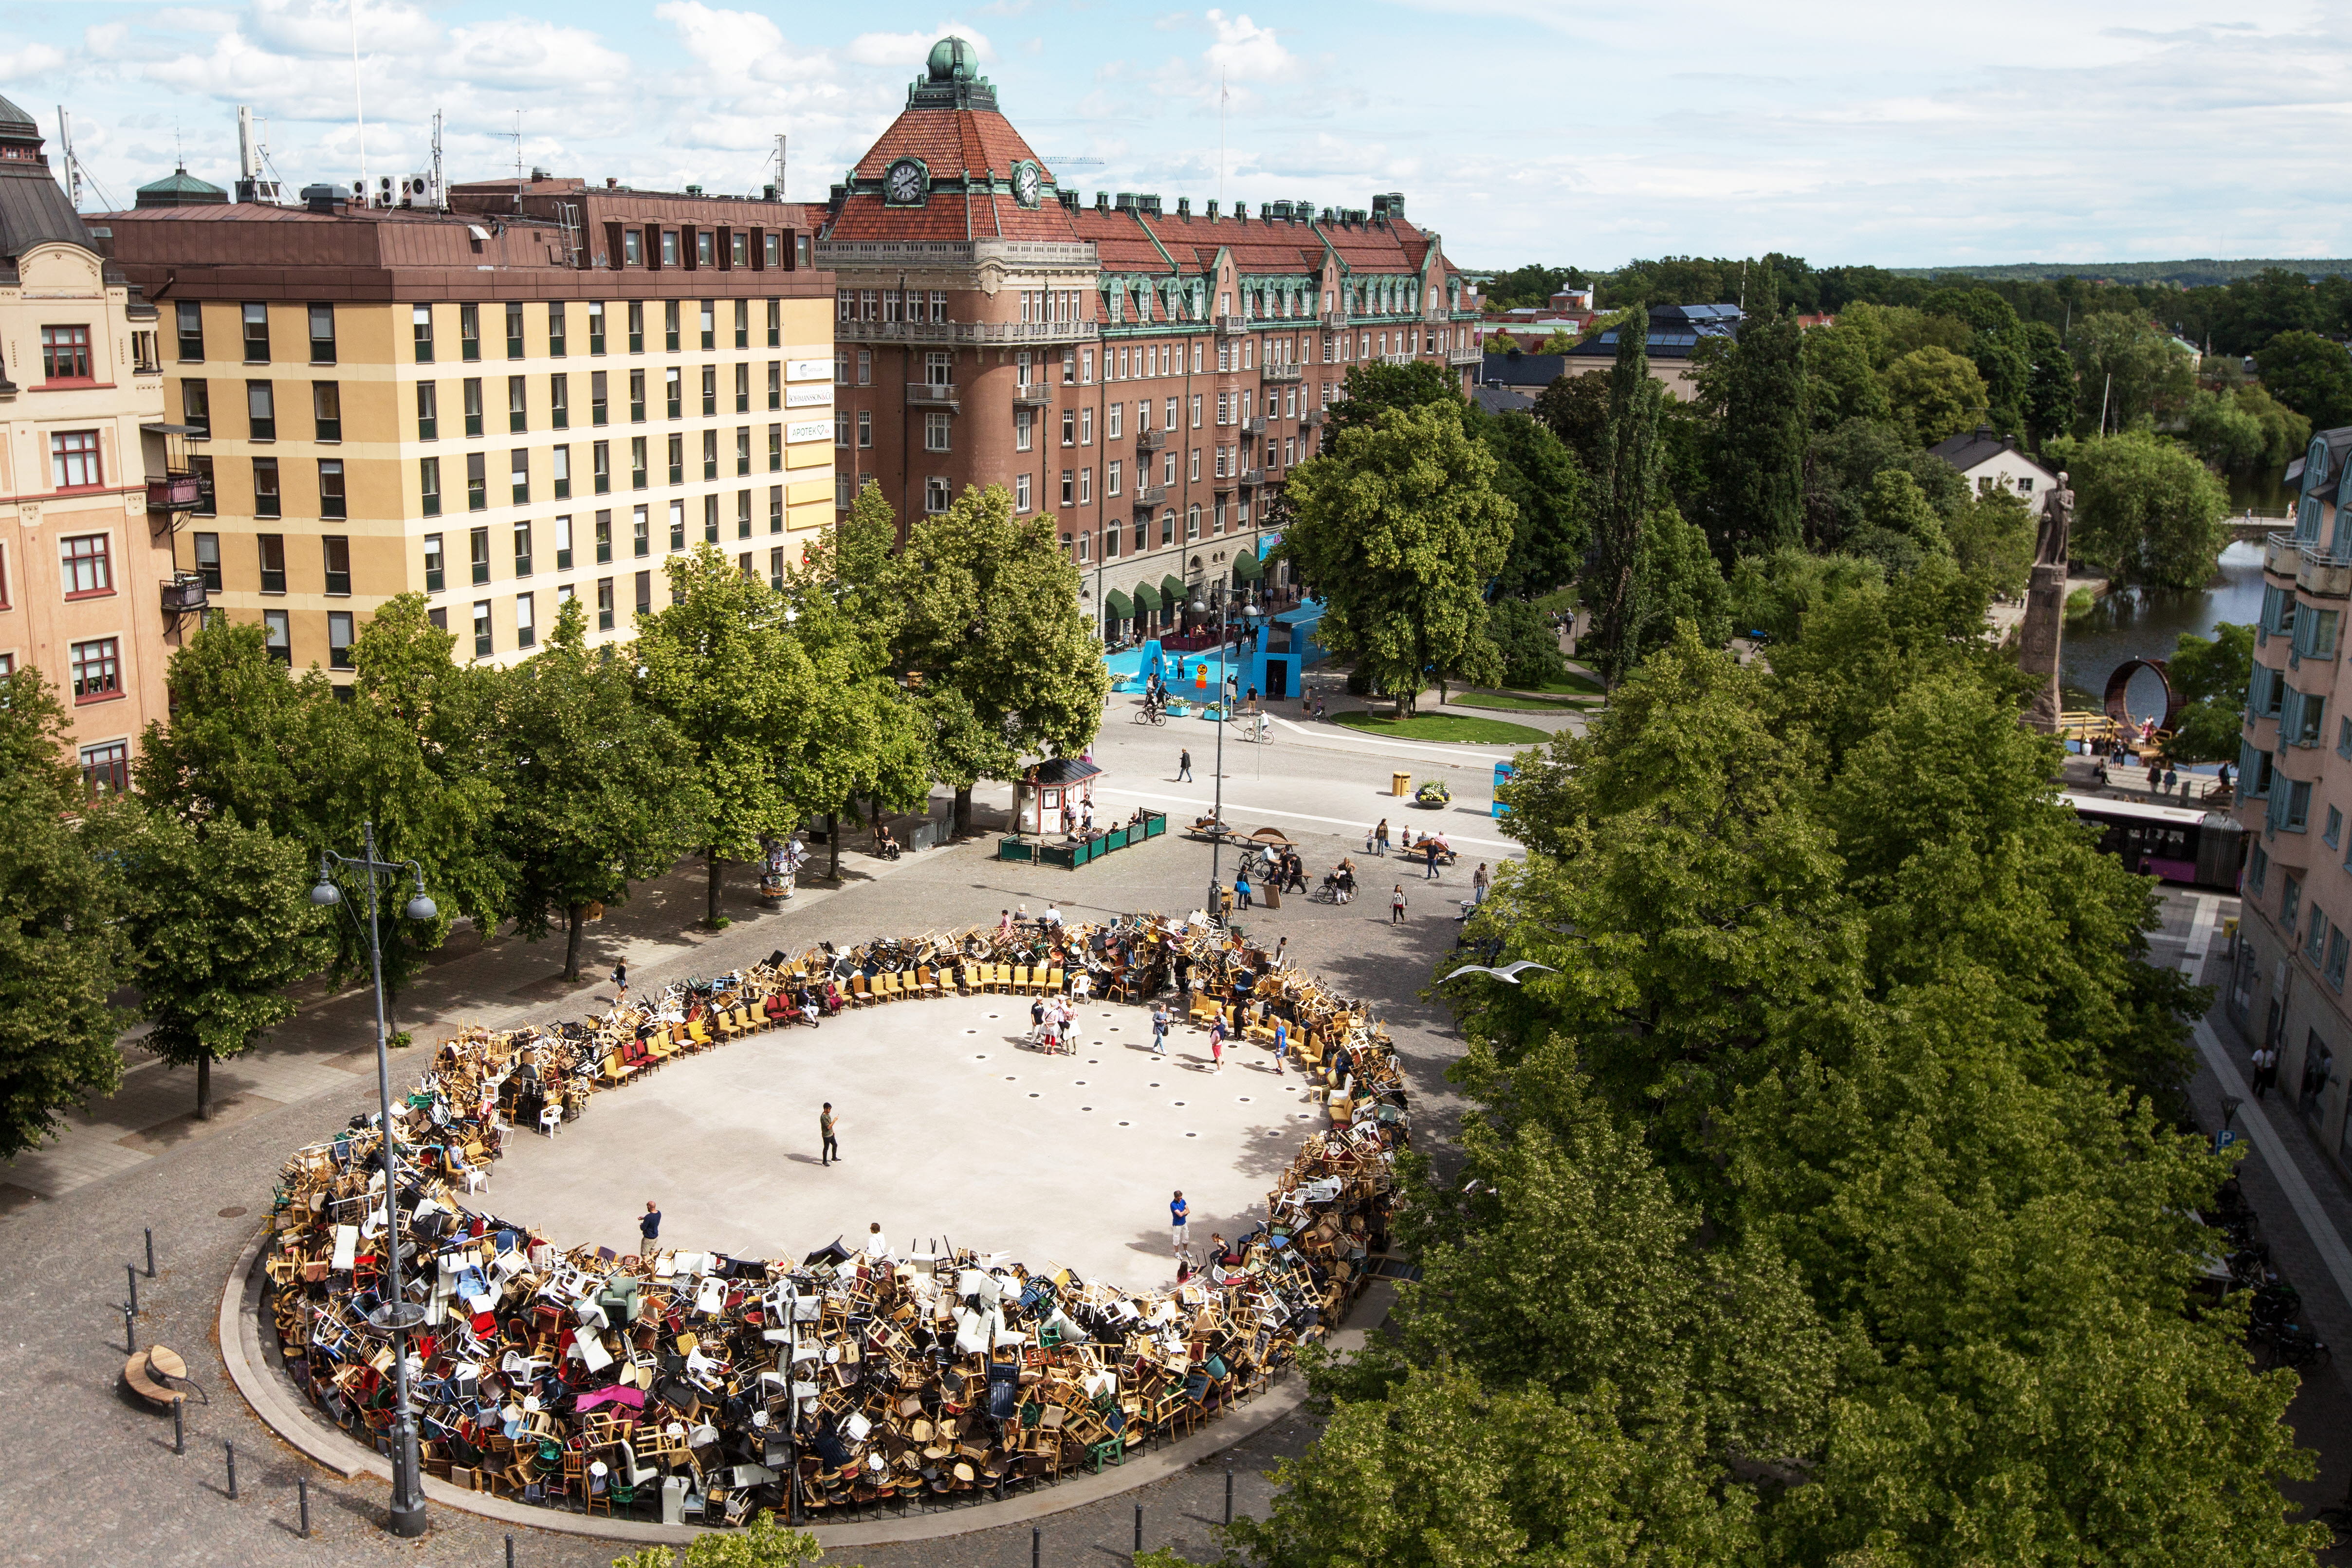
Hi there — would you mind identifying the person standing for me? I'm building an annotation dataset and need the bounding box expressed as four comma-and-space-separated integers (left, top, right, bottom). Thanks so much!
1171, 1191, 1190, 1256
864, 1222, 890, 1262
612, 961, 629, 1006
1424, 838, 1442, 881
1210, 1016, 1226, 1072
1375, 818, 1390, 856
1152, 1001, 1171, 1054
1273, 1016, 1290, 1076
639, 1200, 662, 1249
1178, 747, 1194, 782
1176, 952, 1193, 1014
1472, 863, 1490, 904
1235, 870, 1253, 910
820, 1102, 840, 1166
1390, 885, 1408, 925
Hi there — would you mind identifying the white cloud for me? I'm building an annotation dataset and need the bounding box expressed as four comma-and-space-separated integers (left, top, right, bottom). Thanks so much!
0, 42, 65, 82
846, 25, 992, 69
1202, 10, 1289, 80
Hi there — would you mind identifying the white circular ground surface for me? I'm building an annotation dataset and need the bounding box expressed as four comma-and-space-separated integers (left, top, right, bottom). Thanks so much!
480, 994, 1317, 1289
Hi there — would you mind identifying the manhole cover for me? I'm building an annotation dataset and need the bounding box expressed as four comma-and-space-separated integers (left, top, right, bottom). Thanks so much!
1237, 1097, 1251, 1103
1028, 1093, 1041, 1099
1118, 1121, 1131, 1127
218, 1205, 248, 1218
1172, 1101, 1187, 1107
1185, 1132, 1199, 1139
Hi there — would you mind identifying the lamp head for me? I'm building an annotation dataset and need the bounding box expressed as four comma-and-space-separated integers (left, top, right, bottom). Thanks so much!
405, 893, 439, 923
311, 876, 342, 908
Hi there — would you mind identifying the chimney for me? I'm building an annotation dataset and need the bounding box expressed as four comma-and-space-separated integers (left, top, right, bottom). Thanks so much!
606, 177, 618, 188
1176, 197, 1190, 217
1095, 191, 1109, 212
1207, 200, 1219, 220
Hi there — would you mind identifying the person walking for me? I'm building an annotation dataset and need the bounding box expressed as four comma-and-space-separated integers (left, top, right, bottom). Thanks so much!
612, 961, 629, 1006
1171, 1191, 1190, 1256
1210, 1016, 1226, 1072
1177, 746, 1194, 781
820, 1102, 840, 1166
1273, 1016, 1290, 1076
1390, 885, 1408, 925
1152, 1002, 1171, 1054
1235, 870, 1253, 910
639, 1200, 662, 1249
1375, 818, 1390, 856
1424, 838, 1442, 881
1472, 863, 1490, 904
1176, 952, 1193, 1014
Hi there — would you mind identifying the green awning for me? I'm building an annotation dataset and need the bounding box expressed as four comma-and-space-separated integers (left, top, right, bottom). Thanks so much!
1162, 574, 1190, 612
1132, 581, 1162, 614
1231, 550, 1264, 583
1104, 589, 1133, 619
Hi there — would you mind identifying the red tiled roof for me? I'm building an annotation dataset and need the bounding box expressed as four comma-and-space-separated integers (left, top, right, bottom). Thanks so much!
853, 108, 1052, 185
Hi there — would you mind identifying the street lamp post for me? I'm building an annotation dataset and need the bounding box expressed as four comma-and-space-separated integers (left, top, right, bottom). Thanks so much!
311, 821, 439, 1539
1188, 578, 1261, 921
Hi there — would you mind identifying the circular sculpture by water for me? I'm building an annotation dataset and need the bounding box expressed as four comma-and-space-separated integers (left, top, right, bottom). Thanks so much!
260, 915, 1407, 1525
2102, 656, 2182, 733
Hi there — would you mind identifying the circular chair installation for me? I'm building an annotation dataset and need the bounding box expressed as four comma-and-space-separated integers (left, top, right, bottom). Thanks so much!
258, 918, 1408, 1526
2102, 657, 2183, 734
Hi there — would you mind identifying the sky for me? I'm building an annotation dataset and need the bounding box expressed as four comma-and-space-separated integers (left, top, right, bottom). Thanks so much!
1, 0, 2345, 273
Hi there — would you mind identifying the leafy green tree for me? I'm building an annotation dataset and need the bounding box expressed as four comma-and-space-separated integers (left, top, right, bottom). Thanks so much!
2182, 385, 2310, 475
894, 485, 1108, 833
0, 669, 134, 1158
1323, 358, 1459, 443
1694, 302, 1807, 555
1844, 467, 1953, 574
1533, 369, 1613, 475
2164, 622, 2255, 764
121, 809, 331, 1118
1920, 284, 2031, 427
1284, 403, 1515, 710
1474, 409, 1590, 598
2069, 429, 2232, 589
1632, 504, 1731, 659
1801, 417, 1966, 550
2071, 311, 2196, 433
135, 613, 328, 834
1726, 546, 1884, 645
610, 1510, 837, 1568
1881, 344, 1989, 445
1484, 597, 1568, 688
1798, 320, 1891, 432
498, 598, 711, 979
2255, 329, 2352, 431
635, 546, 822, 924
1536, 328, 1579, 354
1583, 309, 1667, 686
2021, 320, 2076, 447
1947, 483, 2038, 596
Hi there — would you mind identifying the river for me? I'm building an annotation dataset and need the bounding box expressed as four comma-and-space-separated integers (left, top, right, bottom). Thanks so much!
2060, 539, 2264, 719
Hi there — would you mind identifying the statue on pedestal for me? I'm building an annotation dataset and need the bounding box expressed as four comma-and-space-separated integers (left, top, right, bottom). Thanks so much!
2017, 470, 2075, 734
2035, 471, 2076, 567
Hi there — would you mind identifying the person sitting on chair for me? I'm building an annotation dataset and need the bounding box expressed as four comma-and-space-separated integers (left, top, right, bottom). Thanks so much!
876, 823, 900, 860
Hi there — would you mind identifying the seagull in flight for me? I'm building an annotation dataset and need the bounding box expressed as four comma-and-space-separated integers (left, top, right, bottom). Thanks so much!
1439, 960, 1555, 985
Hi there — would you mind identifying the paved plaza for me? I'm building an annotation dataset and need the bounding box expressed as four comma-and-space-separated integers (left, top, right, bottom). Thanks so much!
493, 993, 1318, 1286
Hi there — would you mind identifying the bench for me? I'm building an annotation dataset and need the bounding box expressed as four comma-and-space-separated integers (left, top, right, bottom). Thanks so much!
125, 1344, 187, 1408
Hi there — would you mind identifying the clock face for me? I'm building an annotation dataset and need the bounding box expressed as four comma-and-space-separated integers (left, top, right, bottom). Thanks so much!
1013, 161, 1041, 207
885, 159, 924, 204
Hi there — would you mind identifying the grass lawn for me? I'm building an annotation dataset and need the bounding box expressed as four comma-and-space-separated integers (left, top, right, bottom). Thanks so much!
1525, 670, 1606, 695
1334, 712, 1554, 744
1451, 690, 1592, 712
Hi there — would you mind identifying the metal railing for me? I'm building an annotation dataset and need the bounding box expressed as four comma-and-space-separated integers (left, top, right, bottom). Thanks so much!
1215, 315, 1248, 337
1136, 428, 1167, 452
840, 320, 1098, 345
1012, 386, 1053, 407
1133, 485, 1167, 509
1446, 346, 1482, 365
1262, 361, 1304, 382
906, 382, 960, 407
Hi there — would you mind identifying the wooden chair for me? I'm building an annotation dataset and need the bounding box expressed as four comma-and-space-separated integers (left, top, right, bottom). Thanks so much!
1045, 967, 1065, 995
1008, 964, 1029, 995
849, 975, 874, 1007
916, 966, 941, 998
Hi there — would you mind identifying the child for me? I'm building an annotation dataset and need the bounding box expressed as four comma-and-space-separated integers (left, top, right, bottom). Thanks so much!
1210, 1017, 1226, 1073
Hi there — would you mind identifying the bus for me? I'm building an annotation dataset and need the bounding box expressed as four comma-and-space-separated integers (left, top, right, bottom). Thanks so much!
2060, 791, 2244, 889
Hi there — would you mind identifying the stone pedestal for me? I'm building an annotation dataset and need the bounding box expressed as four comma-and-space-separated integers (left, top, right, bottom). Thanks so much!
2018, 561, 2066, 733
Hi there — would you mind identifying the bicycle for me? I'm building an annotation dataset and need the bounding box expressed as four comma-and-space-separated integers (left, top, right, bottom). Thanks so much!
1135, 702, 1167, 726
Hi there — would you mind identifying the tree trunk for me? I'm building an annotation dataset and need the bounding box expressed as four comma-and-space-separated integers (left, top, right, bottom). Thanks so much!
872, 795, 885, 853
196, 1051, 213, 1120
706, 848, 724, 925
563, 905, 583, 981
953, 785, 974, 838
827, 813, 842, 881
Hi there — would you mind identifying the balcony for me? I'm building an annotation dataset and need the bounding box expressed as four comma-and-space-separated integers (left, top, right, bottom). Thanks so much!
1013, 385, 1053, 408
907, 381, 960, 409
161, 572, 209, 616
1377, 351, 1417, 367
2266, 531, 2352, 599
1303, 408, 1326, 426
1237, 466, 1265, 487
1262, 361, 1304, 383
1240, 416, 1268, 436
1447, 345, 1483, 365
1136, 427, 1167, 452
1321, 311, 1348, 331
1133, 484, 1168, 510
841, 319, 1098, 346
146, 471, 204, 512
1215, 315, 1249, 337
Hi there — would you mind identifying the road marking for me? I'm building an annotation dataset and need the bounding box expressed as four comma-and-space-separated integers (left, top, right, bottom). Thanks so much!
2194, 1017, 2352, 1313
2181, 895, 2220, 973
1094, 785, 1523, 853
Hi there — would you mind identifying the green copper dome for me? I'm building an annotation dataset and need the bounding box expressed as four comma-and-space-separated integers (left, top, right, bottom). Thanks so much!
927, 36, 978, 80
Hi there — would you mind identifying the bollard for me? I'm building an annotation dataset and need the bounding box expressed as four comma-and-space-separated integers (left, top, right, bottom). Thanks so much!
300, 1479, 311, 1539
225, 1441, 238, 1500
505, 1532, 515, 1568
1032, 1525, 1041, 1568
123, 1303, 137, 1354
146, 1226, 157, 1278
1225, 1468, 1234, 1525
129, 1262, 139, 1316
1135, 1502, 1143, 1551
173, 1401, 185, 1455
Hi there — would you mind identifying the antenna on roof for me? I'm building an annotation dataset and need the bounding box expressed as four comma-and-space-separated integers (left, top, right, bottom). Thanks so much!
430, 109, 444, 212
348, 0, 367, 203
56, 107, 81, 210
513, 109, 526, 213
774, 133, 787, 203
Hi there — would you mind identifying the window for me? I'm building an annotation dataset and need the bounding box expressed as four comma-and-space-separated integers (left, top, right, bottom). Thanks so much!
329, 610, 354, 669
733, 299, 749, 349
856, 412, 871, 450
1063, 410, 1076, 447
770, 485, 783, 532
553, 444, 572, 499
242, 302, 270, 362
588, 301, 606, 355
548, 301, 567, 358
313, 382, 341, 442
701, 429, 718, 480
514, 520, 533, 577
262, 609, 291, 663
1060, 469, 1075, 507
734, 427, 751, 476
858, 350, 871, 386
1108, 403, 1122, 440
416, 381, 438, 440
178, 301, 205, 361
254, 458, 282, 519
2328, 806, 2342, 849
591, 370, 608, 426
423, 533, 444, 593
515, 591, 536, 649
1015, 472, 1031, 512
412, 454, 439, 519
81, 740, 129, 796
1191, 448, 1202, 482
1108, 459, 1122, 497
593, 441, 610, 495
1190, 394, 1202, 428
194, 532, 222, 591
309, 304, 336, 364
635, 570, 653, 615
700, 365, 717, 418
925, 412, 952, 453
463, 377, 484, 436
669, 499, 686, 551
735, 490, 752, 538
627, 300, 645, 353
768, 297, 783, 345
624, 230, 643, 267
60, 534, 111, 597
182, 380, 211, 437
466, 452, 487, 511
768, 362, 781, 410
630, 369, 647, 423
770, 424, 784, 470
1015, 408, 1033, 452
511, 449, 531, 504
769, 547, 785, 590
509, 375, 529, 432
1079, 467, 1092, 505
473, 600, 493, 658
664, 300, 680, 351
633, 505, 651, 557
1081, 408, 1093, 445
735, 362, 750, 414
926, 478, 952, 514
245, 381, 276, 441
460, 303, 481, 361
505, 302, 526, 359
703, 493, 720, 541
2288, 778, 2315, 831
40, 324, 92, 380
631, 437, 648, 489
596, 575, 615, 630
470, 527, 491, 584
2312, 907, 2331, 965
1103, 519, 1120, 559
666, 367, 682, 420
69, 637, 121, 703
2250, 839, 2270, 896
697, 232, 715, 268
594, 510, 613, 564
1187, 505, 1201, 542
551, 373, 570, 429
319, 461, 347, 520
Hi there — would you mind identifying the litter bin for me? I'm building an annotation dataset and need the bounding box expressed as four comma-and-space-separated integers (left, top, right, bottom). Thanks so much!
1392, 771, 1412, 796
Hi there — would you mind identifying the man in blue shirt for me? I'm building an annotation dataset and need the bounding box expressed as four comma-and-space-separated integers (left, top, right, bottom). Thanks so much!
639, 1200, 661, 1246
1170, 1191, 1189, 1257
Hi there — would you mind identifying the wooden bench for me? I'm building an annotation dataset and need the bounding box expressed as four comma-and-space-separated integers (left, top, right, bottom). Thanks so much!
125, 1344, 187, 1407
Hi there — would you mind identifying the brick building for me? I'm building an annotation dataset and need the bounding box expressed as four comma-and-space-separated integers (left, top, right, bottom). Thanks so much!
820, 37, 1484, 638
98, 175, 833, 679
0, 93, 185, 791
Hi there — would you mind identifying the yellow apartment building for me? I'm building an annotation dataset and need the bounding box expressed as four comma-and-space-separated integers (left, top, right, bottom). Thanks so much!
99, 175, 835, 677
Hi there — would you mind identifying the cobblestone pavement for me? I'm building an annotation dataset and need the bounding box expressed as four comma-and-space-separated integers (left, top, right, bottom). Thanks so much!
1, 797, 1473, 1568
